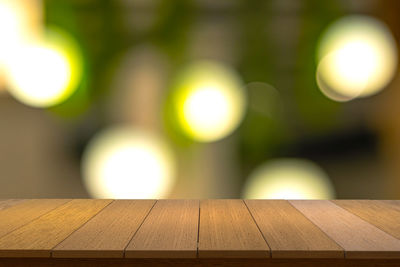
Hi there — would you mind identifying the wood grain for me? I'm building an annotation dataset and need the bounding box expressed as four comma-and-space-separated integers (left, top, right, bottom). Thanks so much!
332, 200, 400, 240
0, 199, 399, 261
53, 200, 155, 258
198, 199, 270, 258
0, 199, 26, 211
0, 199, 112, 257
125, 200, 199, 258
245, 200, 343, 258
0, 199, 70, 239
380, 200, 400, 211
290, 200, 400, 259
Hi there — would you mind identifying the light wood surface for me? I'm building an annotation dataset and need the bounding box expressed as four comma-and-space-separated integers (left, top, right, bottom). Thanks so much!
0, 199, 70, 239
125, 200, 199, 258
0, 199, 112, 257
380, 200, 400, 211
198, 199, 270, 258
333, 200, 400, 240
290, 200, 400, 259
53, 200, 156, 258
245, 200, 343, 258
0, 199, 399, 262
0, 199, 26, 211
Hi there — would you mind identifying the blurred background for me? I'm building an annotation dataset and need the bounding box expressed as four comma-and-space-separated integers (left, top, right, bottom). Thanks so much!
0, 0, 400, 199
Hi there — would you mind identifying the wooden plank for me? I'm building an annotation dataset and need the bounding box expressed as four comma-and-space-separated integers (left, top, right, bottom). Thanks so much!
0, 199, 26, 211
380, 200, 400, 212
245, 200, 343, 258
0, 199, 112, 257
332, 200, 400, 240
53, 200, 156, 258
0, 199, 70, 239
125, 200, 199, 258
198, 199, 270, 258
290, 200, 400, 259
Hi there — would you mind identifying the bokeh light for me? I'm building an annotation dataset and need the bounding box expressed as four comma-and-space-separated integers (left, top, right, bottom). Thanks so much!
0, 0, 23, 71
243, 158, 335, 199
4, 26, 83, 107
0, 0, 42, 60
246, 82, 282, 118
0, 0, 42, 90
316, 15, 397, 101
82, 126, 176, 199
174, 60, 246, 142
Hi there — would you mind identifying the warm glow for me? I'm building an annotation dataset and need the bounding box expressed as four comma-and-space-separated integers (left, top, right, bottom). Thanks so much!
82, 127, 176, 199
316, 15, 397, 101
0, 0, 42, 60
6, 44, 70, 106
5, 27, 83, 107
0, 1, 22, 61
0, 0, 42, 89
243, 158, 335, 199
175, 61, 246, 142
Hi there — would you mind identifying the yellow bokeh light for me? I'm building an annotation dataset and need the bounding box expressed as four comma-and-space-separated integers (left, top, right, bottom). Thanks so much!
4, 26, 83, 107
243, 158, 335, 199
174, 60, 246, 142
82, 126, 176, 199
316, 15, 398, 101
6, 44, 70, 106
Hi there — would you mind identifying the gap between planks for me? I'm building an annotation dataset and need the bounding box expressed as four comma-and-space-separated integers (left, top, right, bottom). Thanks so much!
289, 200, 400, 259
125, 200, 199, 258
247, 200, 344, 258
1, 199, 400, 260
0, 199, 73, 240
121, 200, 158, 258
198, 199, 270, 258
243, 200, 273, 258
0, 199, 112, 257
50, 200, 116, 257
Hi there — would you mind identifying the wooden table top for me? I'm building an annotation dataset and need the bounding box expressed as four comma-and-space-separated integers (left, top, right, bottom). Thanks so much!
0, 199, 399, 262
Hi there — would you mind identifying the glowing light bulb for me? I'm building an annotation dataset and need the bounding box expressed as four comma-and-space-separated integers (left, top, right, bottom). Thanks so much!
82, 126, 176, 199
174, 61, 246, 142
243, 158, 335, 199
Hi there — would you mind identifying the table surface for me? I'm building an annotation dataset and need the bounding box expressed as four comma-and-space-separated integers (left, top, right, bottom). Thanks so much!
0, 199, 399, 259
